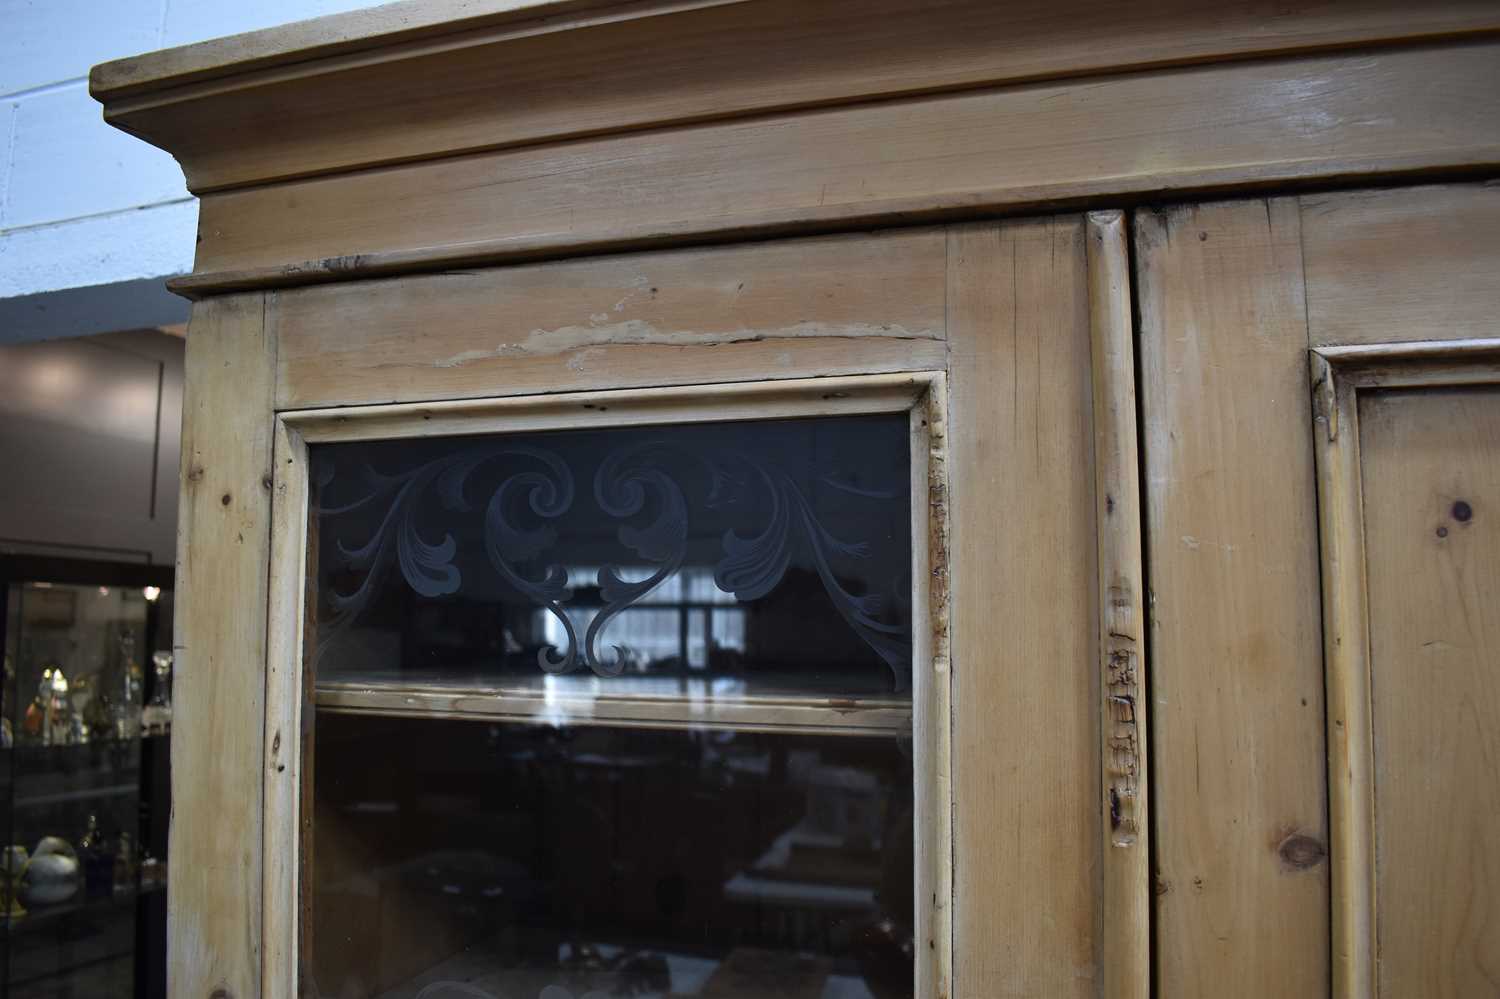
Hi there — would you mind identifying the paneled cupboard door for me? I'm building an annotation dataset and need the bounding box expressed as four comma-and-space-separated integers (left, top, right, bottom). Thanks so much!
156, 216, 1160, 999
1137, 182, 1500, 999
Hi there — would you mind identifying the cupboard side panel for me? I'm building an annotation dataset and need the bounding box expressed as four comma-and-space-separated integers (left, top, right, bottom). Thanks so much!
947, 218, 1100, 997
1135, 200, 1329, 996
170, 293, 276, 999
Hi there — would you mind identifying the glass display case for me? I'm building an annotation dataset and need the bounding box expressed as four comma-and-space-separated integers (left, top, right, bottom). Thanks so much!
0, 557, 173, 999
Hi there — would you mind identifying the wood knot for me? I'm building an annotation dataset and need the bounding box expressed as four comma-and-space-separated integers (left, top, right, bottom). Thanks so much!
1277, 833, 1326, 871
209, 989, 233, 999
220, 492, 232, 506
1452, 499, 1473, 522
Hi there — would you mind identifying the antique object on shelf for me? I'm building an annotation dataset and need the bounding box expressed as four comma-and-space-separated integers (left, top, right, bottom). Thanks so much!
23, 667, 72, 747
79, 814, 116, 900
19, 840, 80, 908
1, 847, 27, 921
89, 3, 1500, 998
140, 652, 173, 736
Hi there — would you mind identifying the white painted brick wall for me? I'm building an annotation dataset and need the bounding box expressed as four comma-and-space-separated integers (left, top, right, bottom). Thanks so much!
0, 0, 382, 339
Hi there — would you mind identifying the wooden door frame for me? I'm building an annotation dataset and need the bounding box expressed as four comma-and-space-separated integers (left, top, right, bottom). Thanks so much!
262, 371, 954, 998
1310, 336, 1500, 997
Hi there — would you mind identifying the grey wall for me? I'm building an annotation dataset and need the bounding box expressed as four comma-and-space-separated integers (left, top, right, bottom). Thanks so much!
0, 329, 183, 564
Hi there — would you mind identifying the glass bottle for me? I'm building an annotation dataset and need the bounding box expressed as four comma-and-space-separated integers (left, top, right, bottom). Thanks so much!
142, 650, 173, 735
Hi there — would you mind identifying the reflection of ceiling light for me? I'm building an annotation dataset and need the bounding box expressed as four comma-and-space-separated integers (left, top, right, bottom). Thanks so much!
32, 359, 78, 395
143, 586, 161, 602
98, 586, 110, 596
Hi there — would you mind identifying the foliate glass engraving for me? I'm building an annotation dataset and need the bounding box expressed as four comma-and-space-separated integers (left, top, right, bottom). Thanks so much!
311, 415, 912, 695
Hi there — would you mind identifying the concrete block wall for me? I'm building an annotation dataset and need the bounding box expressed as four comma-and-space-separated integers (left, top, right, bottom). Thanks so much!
0, 0, 382, 345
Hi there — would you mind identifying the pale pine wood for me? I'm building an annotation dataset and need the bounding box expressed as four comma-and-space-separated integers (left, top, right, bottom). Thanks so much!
263, 418, 310, 999
89, 0, 712, 96
283, 372, 932, 444
946, 219, 1099, 997
1318, 337, 1500, 368
1085, 210, 1149, 999
911, 375, 953, 999
171, 293, 275, 999
93, 0, 1500, 193
1310, 350, 1377, 998
1359, 381, 1500, 997
1300, 182, 1500, 348
315, 681, 911, 735
271, 229, 948, 409
1135, 200, 1330, 995
173, 41, 1500, 294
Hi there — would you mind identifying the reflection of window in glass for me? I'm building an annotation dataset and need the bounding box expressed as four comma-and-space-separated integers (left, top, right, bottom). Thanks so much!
534, 566, 750, 675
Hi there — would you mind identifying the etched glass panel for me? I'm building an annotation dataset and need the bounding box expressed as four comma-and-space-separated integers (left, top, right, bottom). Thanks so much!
305, 413, 917, 998
309, 415, 912, 699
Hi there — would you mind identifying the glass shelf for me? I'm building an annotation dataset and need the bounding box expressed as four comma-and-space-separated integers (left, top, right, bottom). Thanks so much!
2, 882, 166, 938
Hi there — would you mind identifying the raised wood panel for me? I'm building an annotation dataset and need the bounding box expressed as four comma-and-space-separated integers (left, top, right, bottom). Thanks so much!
946, 219, 1099, 997
1135, 200, 1330, 995
179, 41, 1500, 295
1359, 385, 1500, 996
1314, 346, 1500, 997
1300, 182, 1500, 348
271, 229, 947, 408
170, 293, 275, 999
95, 0, 1500, 192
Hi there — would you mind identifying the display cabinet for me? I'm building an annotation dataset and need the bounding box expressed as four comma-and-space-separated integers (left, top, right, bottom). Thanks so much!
1, 557, 173, 998
89, 2, 1499, 997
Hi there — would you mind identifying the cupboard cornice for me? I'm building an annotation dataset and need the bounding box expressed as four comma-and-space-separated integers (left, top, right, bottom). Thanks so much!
90, 1, 1500, 297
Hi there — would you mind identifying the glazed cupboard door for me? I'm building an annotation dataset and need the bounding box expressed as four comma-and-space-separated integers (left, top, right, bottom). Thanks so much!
277, 379, 946, 999
1136, 182, 1500, 998
171, 217, 1151, 999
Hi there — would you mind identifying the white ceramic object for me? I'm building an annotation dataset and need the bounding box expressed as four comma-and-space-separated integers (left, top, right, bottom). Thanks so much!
21, 852, 80, 906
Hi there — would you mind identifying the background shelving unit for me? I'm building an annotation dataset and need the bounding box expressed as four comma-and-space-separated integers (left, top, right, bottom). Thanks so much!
1, 557, 173, 999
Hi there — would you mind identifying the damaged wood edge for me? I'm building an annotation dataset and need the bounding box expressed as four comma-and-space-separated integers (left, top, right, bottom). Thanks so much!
913, 371, 953, 999
1085, 209, 1149, 999
263, 416, 312, 997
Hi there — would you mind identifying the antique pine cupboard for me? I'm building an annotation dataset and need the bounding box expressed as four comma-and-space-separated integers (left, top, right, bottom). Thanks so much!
90, 2, 1500, 997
